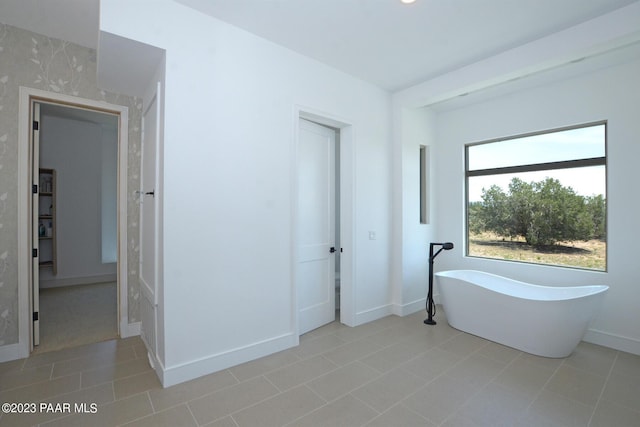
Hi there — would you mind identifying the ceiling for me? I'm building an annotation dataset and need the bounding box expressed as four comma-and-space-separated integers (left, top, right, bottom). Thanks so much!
0, 0, 99, 50
0, 0, 638, 91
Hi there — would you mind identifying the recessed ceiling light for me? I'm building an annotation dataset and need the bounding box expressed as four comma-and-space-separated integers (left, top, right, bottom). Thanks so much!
401, 0, 417, 4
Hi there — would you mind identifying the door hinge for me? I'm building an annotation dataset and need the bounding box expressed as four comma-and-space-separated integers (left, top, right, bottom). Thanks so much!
32, 248, 37, 258
32, 184, 38, 194
33, 120, 39, 131
33, 312, 39, 321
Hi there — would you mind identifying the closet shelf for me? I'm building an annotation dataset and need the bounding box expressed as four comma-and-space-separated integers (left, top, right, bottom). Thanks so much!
38, 168, 57, 275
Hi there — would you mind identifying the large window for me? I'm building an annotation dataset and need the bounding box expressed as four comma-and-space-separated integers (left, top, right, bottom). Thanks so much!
466, 122, 607, 270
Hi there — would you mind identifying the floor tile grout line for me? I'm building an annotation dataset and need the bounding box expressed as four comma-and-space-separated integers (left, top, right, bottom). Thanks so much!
538, 357, 612, 416
279, 385, 333, 427
109, 380, 116, 407
261, 353, 373, 394
79, 363, 156, 392
280, 389, 382, 427
344, 327, 465, 372
387, 343, 477, 426
229, 351, 316, 384
518, 352, 567, 420
146, 389, 156, 413
216, 377, 306, 426
50, 353, 143, 381
315, 336, 385, 364
0, 364, 55, 392
194, 374, 306, 424
202, 412, 240, 427
586, 350, 619, 427
28, 340, 132, 362
261, 359, 385, 407
83, 375, 153, 395
114, 391, 156, 426
261, 371, 287, 394
348, 390, 384, 415
304, 382, 330, 404
25, 347, 141, 375
300, 319, 401, 348
562, 348, 620, 379
226, 362, 383, 427
333, 328, 395, 346
227, 367, 241, 384
36, 377, 116, 410
397, 331, 531, 421
435, 340, 522, 426
302, 359, 385, 394
595, 394, 640, 415
355, 342, 425, 369
366, 401, 432, 427
0, 370, 81, 397
228, 413, 241, 427
157, 373, 245, 410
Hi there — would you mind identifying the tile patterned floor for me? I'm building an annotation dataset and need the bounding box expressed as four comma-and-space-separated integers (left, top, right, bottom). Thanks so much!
1, 309, 639, 426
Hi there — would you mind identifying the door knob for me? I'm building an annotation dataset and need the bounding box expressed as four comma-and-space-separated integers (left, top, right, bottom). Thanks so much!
329, 247, 336, 253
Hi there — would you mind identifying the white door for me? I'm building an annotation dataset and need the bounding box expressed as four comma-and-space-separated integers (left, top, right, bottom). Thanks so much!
297, 118, 336, 334
139, 85, 160, 355
31, 102, 41, 346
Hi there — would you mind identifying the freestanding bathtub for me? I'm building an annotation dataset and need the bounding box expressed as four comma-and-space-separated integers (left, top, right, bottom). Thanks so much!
436, 270, 608, 358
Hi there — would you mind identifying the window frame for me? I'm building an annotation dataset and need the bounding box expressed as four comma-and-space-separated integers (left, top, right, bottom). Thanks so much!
420, 145, 429, 224
464, 121, 608, 270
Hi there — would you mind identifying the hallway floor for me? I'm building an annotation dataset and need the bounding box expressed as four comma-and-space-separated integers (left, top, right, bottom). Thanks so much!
1, 309, 639, 426
34, 282, 117, 354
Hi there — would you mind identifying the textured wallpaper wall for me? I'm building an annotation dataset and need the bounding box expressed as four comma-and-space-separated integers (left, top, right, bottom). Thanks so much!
0, 23, 142, 347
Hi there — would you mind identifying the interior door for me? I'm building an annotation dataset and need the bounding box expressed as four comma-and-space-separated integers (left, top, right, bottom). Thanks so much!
31, 102, 41, 346
297, 118, 336, 334
139, 86, 160, 356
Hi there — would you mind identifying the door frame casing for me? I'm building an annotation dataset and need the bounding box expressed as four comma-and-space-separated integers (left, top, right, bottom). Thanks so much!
17, 87, 130, 356
292, 106, 356, 335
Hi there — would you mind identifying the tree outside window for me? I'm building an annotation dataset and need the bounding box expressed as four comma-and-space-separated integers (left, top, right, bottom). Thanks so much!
466, 123, 606, 270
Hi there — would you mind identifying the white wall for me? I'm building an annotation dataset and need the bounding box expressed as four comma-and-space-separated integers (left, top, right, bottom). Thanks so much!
391, 106, 437, 315
101, 125, 118, 264
100, 0, 391, 386
432, 58, 640, 354
39, 115, 117, 287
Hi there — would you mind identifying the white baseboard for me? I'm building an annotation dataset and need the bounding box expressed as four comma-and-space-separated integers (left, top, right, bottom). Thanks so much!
391, 298, 426, 317
121, 321, 141, 338
150, 350, 166, 384
583, 328, 640, 356
158, 333, 298, 388
354, 304, 393, 326
39, 274, 117, 289
0, 342, 29, 363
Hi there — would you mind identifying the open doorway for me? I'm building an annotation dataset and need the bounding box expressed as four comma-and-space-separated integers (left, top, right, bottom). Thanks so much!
18, 87, 130, 356
296, 118, 340, 334
32, 102, 119, 353
295, 109, 356, 335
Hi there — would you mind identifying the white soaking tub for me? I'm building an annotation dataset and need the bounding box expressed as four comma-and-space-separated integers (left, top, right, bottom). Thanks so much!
436, 270, 608, 358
